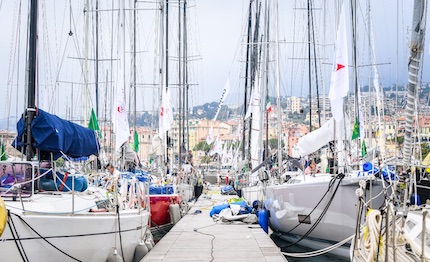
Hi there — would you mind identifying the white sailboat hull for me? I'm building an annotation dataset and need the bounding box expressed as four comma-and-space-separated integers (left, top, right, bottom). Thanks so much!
2, 192, 149, 262
264, 174, 385, 251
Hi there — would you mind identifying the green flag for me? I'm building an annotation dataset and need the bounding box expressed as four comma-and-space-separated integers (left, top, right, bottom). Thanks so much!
88, 108, 102, 138
361, 140, 367, 157
0, 143, 6, 161
352, 117, 360, 140
133, 130, 139, 152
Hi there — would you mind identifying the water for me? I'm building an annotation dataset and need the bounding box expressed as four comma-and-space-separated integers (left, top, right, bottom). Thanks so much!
270, 234, 349, 262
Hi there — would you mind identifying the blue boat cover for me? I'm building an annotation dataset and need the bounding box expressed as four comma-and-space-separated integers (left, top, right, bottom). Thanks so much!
149, 184, 174, 195
13, 109, 99, 160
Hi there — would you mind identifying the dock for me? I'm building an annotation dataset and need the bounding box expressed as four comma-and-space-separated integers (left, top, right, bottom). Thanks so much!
142, 187, 287, 261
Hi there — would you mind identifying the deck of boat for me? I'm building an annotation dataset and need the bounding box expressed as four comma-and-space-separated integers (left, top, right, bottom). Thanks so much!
142, 186, 287, 261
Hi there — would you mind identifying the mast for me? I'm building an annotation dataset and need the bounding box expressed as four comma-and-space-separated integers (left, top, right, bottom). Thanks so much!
133, 0, 137, 154
275, 0, 282, 173
403, 0, 428, 168
242, 0, 253, 160
158, 0, 166, 165
264, 1, 269, 161
310, 0, 321, 128
165, 0, 170, 166
84, 0, 90, 124
178, 0, 182, 168
247, 2, 261, 163
26, 0, 38, 161
95, 0, 99, 117
184, 0, 189, 152
307, 0, 312, 132
350, 0, 359, 162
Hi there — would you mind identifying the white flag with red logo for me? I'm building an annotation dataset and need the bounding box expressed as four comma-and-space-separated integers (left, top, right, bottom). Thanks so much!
329, 2, 349, 122
114, 3, 130, 152
158, 88, 174, 138
114, 93, 130, 152
206, 126, 214, 145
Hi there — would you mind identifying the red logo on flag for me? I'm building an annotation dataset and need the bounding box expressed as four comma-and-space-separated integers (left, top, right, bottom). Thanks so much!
117, 104, 125, 113
160, 107, 164, 116
336, 64, 345, 71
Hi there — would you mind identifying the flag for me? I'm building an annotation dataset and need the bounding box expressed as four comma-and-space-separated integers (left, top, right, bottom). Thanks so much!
206, 126, 214, 145
329, 2, 349, 122
209, 137, 223, 156
266, 95, 273, 113
114, 2, 130, 152
213, 79, 230, 121
376, 128, 380, 138
133, 130, 139, 152
158, 88, 174, 138
0, 143, 6, 161
114, 94, 129, 151
361, 140, 367, 157
88, 108, 102, 138
352, 117, 360, 140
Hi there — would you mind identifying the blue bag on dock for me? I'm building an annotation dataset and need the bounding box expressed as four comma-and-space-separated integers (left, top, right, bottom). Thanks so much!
209, 203, 230, 217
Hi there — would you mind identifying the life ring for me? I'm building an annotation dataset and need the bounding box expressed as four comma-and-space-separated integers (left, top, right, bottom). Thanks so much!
0, 197, 7, 237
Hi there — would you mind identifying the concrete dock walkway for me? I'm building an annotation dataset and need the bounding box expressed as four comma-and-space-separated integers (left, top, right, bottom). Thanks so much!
142, 187, 287, 261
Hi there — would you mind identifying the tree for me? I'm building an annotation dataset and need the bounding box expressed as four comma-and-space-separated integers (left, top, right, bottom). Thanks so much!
200, 155, 211, 164
263, 139, 285, 150
194, 141, 212, 152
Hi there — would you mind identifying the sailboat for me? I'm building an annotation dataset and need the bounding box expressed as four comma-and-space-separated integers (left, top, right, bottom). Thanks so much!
147, 0, 194, 231
352, 0, 430, 260
0, 1, 150, 261
237, 1, 388, 258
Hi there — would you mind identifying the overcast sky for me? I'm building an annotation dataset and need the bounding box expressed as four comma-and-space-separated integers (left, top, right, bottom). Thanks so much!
0, 0, 428, 124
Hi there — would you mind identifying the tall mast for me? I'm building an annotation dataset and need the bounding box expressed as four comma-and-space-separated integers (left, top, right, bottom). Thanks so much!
133, 0, 137, 136
184, 0, 189, 152
158, 0, 166, 164
242, 0, 253, 160
178, 0, 182, 169
350, 0, 360, 169
165, 0, 170, 166
403, 0, 428, 168
247, 2, 261, 163
307, 0, 312, 132
26, 0, 39, 161
264, 1, 269, 161
84, 0, 90, 124
95, 0, 99, 117
275, 0, 282, 173
310, 0, 321, 128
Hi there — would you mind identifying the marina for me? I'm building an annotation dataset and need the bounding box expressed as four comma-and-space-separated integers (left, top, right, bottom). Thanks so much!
142, 187, 287, 262
0, 0, 430, 261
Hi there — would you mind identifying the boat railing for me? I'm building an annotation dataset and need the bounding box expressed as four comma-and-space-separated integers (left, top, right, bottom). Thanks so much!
0, 161, 38, 198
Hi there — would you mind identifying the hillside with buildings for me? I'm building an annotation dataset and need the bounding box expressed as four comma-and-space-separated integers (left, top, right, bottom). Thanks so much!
1, 84, 429, 164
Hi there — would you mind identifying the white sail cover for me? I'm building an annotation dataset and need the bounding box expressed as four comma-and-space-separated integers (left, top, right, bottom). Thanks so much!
158, 88, 174, 138
329, 2, 349, 123
297, 117, 350, 157
250, 76, 262, 169
114, 1, 130, 152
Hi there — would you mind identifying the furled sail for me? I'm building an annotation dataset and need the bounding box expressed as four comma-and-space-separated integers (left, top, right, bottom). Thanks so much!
297, 117, 350, 157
